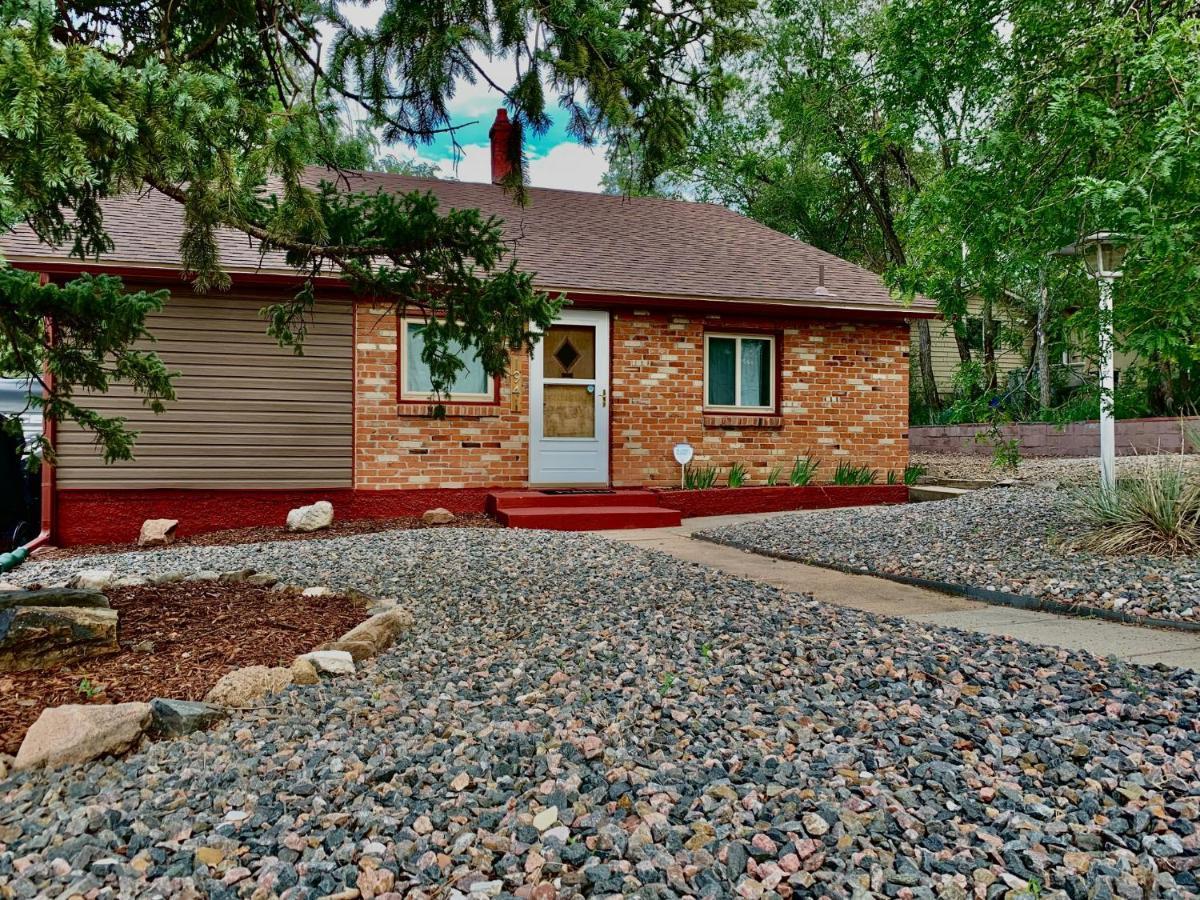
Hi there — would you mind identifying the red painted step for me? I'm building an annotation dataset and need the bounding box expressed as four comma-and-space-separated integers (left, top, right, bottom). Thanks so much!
487, 489, 660, 514
496, 504, 682, 531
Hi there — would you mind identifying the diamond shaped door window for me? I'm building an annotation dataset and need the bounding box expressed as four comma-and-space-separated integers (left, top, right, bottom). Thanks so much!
543, 325, 595, 378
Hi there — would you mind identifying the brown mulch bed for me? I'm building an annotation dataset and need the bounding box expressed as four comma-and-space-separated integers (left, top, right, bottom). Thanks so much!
0, 581, 368, 756
37, 513, 499, 561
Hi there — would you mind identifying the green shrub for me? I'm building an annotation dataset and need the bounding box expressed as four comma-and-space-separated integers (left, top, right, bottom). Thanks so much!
903, 463, 926, 485
727, 462, 748, 488
788, 455, 819, 486
766, 465, 783, 486
1075, 463, 1200, 555
683, 465, 718, 490
833, 462, 877, 485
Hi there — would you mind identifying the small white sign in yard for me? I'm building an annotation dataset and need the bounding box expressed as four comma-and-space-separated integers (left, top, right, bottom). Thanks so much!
673, 443, 694, 488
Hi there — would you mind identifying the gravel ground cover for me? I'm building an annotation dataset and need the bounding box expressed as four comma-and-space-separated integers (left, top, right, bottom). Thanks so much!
2, 528, 1199, 899
913, 452, 1200, 486
701, 486, 1200, 625
0, 582, 366, 755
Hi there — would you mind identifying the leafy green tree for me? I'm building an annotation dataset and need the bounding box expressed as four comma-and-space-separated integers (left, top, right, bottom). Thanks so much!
0, 0, 751, 458
643, 0, 1200, 418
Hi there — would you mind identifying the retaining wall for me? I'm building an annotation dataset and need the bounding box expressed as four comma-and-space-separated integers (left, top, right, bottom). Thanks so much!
910, 416, 1200, 458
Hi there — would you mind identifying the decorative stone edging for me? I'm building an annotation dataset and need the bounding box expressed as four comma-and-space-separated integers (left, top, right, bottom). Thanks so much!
697, 534, 1200, 636
8, 569, 413, 772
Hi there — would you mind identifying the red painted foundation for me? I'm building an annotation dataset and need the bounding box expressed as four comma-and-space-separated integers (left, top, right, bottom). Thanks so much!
53, 483, 908, 546
651, 484, 909, 519
54, 487, 493, 547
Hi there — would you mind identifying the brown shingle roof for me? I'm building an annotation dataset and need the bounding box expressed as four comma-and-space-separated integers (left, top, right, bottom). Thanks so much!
1, 167, 934, 315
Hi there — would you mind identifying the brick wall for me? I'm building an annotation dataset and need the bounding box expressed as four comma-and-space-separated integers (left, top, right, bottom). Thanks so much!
609, 311, 910, 486
911, 417, 1200, 458
354, 301, 912, 488
354, 302, 530, 489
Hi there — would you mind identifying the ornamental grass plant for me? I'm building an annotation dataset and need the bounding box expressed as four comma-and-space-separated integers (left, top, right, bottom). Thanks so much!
1075, 460, 1200, 556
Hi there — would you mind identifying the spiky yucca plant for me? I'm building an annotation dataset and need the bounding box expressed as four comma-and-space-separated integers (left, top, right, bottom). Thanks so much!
1076, 463, 1200, 556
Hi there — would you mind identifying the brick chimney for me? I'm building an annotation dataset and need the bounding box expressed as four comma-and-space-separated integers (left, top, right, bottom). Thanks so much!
489, 108, 515, 184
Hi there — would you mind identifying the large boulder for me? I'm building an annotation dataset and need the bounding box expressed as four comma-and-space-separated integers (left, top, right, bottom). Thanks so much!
286, 500, 333, 533
15, 702, 151, 770
204, 665, 293, 707
0, 605, 118, 672
318, 608, 414, 661
137, 518, 179, 547
0, 587, 109, 612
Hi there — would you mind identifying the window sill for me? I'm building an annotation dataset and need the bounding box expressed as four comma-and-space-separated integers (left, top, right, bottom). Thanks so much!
397, 403, 504, 418
702, 413, 784, 429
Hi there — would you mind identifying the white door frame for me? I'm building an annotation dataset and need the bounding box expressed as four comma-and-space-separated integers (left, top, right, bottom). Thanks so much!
528, 309, 610, 485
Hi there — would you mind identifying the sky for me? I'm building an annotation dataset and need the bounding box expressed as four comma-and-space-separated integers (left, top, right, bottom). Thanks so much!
332, 4, 610, 192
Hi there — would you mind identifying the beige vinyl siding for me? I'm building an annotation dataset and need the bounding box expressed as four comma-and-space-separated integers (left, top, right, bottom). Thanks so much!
913, 296, 1030, 393
57, 291, 353, 489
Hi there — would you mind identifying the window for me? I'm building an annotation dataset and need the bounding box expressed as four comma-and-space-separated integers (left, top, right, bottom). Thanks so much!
704, 333, 775, 411
401, 321, 491, 400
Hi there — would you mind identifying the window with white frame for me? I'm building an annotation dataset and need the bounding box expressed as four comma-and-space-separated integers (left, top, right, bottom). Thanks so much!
704, 333, 776, 411
401, 320, 491, 401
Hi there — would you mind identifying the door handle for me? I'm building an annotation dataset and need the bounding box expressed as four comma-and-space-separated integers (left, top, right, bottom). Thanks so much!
600, 388, 607, 407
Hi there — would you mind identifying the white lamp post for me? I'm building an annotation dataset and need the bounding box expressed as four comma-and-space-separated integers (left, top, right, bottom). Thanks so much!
1054, 232, 1126, 492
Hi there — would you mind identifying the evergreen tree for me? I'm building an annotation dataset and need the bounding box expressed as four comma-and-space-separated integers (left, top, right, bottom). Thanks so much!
0, 0, 751, 458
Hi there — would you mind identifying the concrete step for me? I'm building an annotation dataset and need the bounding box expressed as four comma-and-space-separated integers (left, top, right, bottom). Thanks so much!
908, 485, 972, 503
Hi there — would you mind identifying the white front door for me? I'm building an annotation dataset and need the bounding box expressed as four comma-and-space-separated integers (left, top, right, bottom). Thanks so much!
529, 309, 610, 485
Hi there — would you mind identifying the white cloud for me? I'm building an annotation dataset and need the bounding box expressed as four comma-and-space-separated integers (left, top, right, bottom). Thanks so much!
527, 143, 608, 192
433, 141, 608, 192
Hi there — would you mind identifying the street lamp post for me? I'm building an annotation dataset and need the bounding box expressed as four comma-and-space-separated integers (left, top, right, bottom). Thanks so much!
1053, 232, 1126, 492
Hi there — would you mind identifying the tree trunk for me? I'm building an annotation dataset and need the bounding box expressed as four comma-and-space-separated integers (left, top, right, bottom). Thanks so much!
915, 319, 940, 410
981, 295, 997, 390
953, 324, 972, 364
1036, 268, 1051, 408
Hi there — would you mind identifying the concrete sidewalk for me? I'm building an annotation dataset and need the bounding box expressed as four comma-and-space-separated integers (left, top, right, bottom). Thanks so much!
597, 511, 1200, 671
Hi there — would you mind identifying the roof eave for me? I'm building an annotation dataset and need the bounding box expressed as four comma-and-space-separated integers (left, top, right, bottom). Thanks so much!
9, 257, 939, 319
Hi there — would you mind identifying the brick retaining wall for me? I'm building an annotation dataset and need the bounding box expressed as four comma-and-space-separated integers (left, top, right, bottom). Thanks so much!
911, 417, 1200, 458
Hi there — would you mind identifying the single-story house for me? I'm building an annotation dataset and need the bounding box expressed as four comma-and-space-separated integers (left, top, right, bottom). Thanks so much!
3, 111, 934, 545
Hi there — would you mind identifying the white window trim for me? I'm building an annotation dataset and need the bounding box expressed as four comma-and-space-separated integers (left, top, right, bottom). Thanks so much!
703, 332, 776, 413
399, 318, 494, 402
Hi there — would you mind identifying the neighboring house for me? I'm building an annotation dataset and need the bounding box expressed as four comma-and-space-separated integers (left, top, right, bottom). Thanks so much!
913, 297, 1140, 396
2, 111, 934, 545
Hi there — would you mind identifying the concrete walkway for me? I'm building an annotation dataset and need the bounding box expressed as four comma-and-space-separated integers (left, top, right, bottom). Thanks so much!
597, 511, 1200, 671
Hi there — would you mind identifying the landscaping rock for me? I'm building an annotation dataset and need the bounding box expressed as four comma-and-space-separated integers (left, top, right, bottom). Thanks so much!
69, 569, 115, 590
0, 605, 118, 672
301, 585, 332, 597
14, 702, 150, 770
421, 507, 456, 525
149, 698, 228, 738
5, 529, 1199, 898
286, 500, 333, 533
245, 572, 280, 587
0, 587, 109, 611
292, 650, 355, 682
317, 608, 413, 660
137, 518, 179, 547
203, 665, 292, 707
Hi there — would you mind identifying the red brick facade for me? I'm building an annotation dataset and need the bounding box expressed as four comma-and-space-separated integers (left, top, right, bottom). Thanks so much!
610, 311, 910, 486
354, 301, 910, 490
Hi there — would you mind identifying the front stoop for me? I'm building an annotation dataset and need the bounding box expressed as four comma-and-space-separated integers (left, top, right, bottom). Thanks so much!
487, 490, 683, 531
